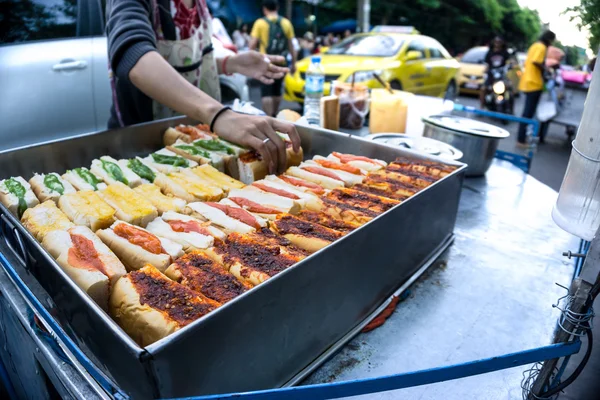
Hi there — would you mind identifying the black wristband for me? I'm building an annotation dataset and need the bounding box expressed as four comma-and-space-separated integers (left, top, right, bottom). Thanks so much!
210, 106, 232, 133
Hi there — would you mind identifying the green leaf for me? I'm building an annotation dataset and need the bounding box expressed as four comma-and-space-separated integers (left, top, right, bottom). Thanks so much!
194, 139, 235, 155
174, 145, 211, 158
43, 174, 64, 195
151, 153, 189, 167
101, 159, 128, 185
74, 168, 101, 190
4, 178, 27, 218
128, 159, 156, 183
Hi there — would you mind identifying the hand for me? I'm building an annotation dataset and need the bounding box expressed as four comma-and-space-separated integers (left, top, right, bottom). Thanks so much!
228, 51, 289, 84
212, 110, 301, 174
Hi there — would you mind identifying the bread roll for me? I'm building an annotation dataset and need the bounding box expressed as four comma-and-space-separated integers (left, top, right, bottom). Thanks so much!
227, 188, 301, 214
276, 109, 301, 122
237, 151, 267, 184
91, 156, 142, 187
301, 161, 364, 186
133, 183, 186, 215
270, 214, 343, 253
97, 221, 183, 272
146, 212, 220, 251
153, 173, 196, 203
167, 171, 224, 201
58, 190, 116, 231
21, 200, 74, 241
286, 166, 345, 190
327, 152, 387, 172
29, 173, 76, 204
248, 179, 322, 210
189, 164, 245, 193
62, 168, 107, 191
142, 149, 198, 174
109, 265, 218, 346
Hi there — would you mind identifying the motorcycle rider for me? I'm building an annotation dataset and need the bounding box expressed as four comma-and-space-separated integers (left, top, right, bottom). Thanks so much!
480, 36, 511, 109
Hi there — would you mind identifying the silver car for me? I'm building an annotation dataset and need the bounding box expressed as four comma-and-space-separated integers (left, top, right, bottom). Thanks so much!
0, 0, 248, 151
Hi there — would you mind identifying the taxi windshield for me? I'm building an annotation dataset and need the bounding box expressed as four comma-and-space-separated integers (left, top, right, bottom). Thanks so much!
326, 35, 404, 57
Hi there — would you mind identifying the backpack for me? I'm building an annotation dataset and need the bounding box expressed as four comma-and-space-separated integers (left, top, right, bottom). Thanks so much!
263, 17, 288, 56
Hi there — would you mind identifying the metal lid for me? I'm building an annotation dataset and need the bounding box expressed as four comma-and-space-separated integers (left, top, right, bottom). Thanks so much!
422, 115, 510, 139
368, 134, 463, 161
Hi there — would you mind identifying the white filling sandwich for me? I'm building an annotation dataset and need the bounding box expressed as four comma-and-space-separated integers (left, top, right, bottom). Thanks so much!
29, 173, 76, 204
0, 176, 40, 218
91, 156, 142, 187
118, 157, 158, 185
62, 168, 107, 191
146, 212, 222, 250
142, 149, 197, 174
187, 201, 257, 234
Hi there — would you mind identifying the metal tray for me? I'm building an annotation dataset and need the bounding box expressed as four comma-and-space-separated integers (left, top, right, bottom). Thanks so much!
0, 117, 466, 398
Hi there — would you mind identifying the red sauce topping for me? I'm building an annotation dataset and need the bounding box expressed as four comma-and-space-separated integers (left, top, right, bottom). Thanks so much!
114, 223, 164, 255
301, 166, 344, 182
229, 197, 280, 214
68, 234, 108, 276
130, 268, 217, 327
297, 210, 360, 233
225, 234, 296, 276
252, 182, 300, 200
280, 175, 325, 195
239, 151, 261, 163
314, 159, 363, 175
328, 188, 399, 213
332, 152, 383, 166
177, 125, 212, 140
204, 202, 260, 229
167, 220, 212, 236
275, 215, 342, 242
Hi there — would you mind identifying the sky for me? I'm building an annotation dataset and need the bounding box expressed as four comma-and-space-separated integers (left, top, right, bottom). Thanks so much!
518, 0, 590, 50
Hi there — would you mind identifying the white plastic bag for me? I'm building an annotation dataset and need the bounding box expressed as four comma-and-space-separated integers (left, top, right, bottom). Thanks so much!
536, 94, 557, 122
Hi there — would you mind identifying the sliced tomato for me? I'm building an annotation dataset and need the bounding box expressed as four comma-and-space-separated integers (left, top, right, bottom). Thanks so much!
280, 175, 325, 195
314, 159, 364, 175
176, 125, 212, 140
68, 234, 107, 276
114, 223, 164, 255
301, 166, 344, 182
332, 151, 384, 166
252, 182, 300, 200
229, 197, 280, 214
167, 220, 212, 236
204, 202, 261, 229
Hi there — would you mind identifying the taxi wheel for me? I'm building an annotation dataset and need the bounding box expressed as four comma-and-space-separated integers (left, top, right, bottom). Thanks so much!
390, 80, 402, 90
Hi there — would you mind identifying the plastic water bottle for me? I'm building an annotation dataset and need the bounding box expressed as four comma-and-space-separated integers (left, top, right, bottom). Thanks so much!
304, 56, 325, 125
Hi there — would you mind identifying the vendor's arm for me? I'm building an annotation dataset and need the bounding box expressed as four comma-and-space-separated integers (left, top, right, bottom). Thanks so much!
106, 0, 299, 173
530, 42, 547, 72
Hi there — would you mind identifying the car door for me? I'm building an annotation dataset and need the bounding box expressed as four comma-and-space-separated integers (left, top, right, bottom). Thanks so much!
424, 39, 448, 96
0, 0, 102, 151
400, 37, 430, 95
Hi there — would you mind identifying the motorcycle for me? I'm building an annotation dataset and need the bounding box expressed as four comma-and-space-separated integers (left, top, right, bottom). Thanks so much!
484, 64, 514, 123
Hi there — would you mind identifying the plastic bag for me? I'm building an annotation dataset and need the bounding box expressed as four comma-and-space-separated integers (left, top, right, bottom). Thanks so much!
332, 81, 369, 130
536, 94, 557, 122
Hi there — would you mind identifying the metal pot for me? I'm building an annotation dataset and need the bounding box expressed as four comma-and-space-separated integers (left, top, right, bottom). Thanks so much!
422, 115, 509, 176
367, 134, 463, 162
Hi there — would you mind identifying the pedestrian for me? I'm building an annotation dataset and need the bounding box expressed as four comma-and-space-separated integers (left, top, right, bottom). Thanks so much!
105, 0, 299, 174
233, 23, 251, 51
300, 31, 315, 59
249, 0, 296, 117
480, 36, 510, 109
517, 30, 556, 147
343, 29, 352, 39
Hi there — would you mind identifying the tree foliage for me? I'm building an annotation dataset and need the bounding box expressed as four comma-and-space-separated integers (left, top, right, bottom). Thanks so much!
566, 0, 600, 52
325, 0, 543, 53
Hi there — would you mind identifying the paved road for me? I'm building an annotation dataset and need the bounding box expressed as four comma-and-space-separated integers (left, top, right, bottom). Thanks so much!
249, 83, 588, 191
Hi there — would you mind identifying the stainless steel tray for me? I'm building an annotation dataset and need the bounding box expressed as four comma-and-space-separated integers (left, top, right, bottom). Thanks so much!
0, 117, 466, 398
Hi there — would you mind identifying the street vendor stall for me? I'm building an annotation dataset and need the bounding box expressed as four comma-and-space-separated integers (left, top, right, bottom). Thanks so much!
0, 113, 581, 399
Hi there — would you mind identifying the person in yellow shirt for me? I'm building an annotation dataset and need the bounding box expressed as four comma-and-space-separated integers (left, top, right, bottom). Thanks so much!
250, 0, 296, 117
517, 30, 556, 145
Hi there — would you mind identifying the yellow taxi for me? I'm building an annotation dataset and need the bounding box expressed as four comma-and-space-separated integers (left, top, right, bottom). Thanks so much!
457, 46, 521, 95
284, 32, 460, 103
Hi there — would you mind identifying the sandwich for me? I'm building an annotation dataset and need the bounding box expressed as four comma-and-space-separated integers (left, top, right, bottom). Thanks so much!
325, 188, 401, 215
362, 174, 421, 198
246, 227, 309, 259
188, 164, 245, 193
29, 173, 76, 204
310, 197, 377, 225
42, 226, 127, 309
369, 169, 436, 189
21, 200, 74, 241
152, 173, 198, 203
164, 251, 252, 304
0, 177, 40, 218
133, 183, 186, 215
58, 190, 116, 231
97, 221, 183, 272
63, 168, 107, 191
167, 139, 225, 171
248, 178, 322, 209
227, 188, 301, 216
281, 134, 304, 168
142, 149, 197, 174
164, 124, 214, 146
97, 182, 158, 228
119, 157, 159, 184
236, 151, 267, 184
296, 209, 362, 233
389, 157, 457, 178
109, 264, 219, 346
146, 211, 224, 251
271, 175, 326, 195
166, 170, 224, 201
91, 156, 142, 187
286, 166, 345, 190
204, 233, 300, 286
312, 155, 366, 175
352, 183, 411, 201
187, 201, 259, 234
270, 213, 343, 253
300, 161, 364, 186
327, 152, 387, 172
219, 197, 282, 221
